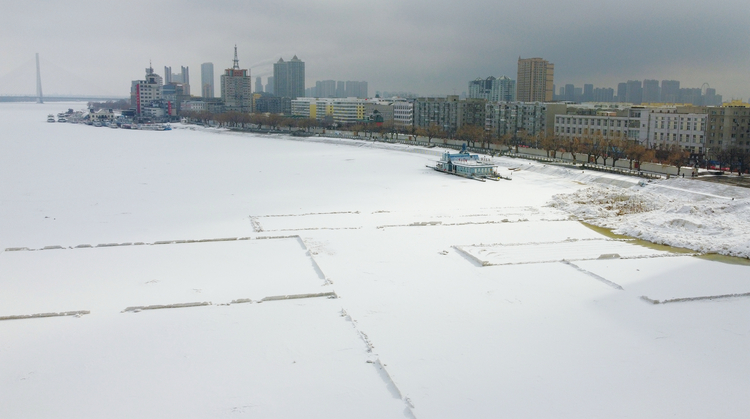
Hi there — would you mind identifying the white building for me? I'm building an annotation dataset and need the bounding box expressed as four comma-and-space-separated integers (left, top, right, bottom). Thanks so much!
131, 65, 163, 116
392, 99, 414, 128
553, 104, 708, 153
182, 101, 207, 112
644, 107, 707, 153
554, 111, 635, 140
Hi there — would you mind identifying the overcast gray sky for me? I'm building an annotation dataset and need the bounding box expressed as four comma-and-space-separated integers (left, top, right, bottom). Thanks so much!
1, 0, 748, 100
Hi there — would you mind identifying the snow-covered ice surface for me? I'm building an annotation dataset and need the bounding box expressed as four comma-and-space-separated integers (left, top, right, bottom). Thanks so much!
549, 177, 750, 258
2, 102, 749, 418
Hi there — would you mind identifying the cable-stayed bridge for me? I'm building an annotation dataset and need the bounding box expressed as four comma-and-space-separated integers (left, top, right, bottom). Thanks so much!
0, 55, 126, 102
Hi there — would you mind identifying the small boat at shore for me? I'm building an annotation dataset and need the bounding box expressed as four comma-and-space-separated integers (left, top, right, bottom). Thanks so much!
47, 114, 55, 122
429, 146, 507, 181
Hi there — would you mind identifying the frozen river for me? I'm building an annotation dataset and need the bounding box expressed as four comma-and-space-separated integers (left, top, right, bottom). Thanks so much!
1, 102, 749, 418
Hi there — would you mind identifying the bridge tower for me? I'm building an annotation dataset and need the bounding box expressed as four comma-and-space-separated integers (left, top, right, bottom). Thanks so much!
35, 53, 43, 104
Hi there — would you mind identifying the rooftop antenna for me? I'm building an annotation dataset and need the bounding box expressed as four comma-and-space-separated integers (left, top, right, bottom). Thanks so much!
35, 53, 43, 104
233, 44, 240, 70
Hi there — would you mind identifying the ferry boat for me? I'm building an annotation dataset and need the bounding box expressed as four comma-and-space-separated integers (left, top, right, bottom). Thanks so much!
429, 145, 506, 181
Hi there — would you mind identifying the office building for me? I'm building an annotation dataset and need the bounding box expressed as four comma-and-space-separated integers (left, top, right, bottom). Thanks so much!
255, 77, 263, 94
516, 57, 554, 102
201, 63, 214, 98
265, 77, 274, 94
220, 46, 252, 112
273, 56, 305, 99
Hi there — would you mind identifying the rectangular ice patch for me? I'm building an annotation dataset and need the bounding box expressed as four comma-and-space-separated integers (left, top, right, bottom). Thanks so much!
456, 239, 671, 266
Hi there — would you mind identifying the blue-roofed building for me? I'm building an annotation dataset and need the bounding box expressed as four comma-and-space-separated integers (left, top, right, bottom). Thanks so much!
434, 151, 498, 178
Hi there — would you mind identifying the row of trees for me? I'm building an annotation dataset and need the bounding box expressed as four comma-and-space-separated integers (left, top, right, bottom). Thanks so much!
712, 146, 750, 174
181, 110, 750, 174
88, 99, 130, 111
181, 111, 320, 131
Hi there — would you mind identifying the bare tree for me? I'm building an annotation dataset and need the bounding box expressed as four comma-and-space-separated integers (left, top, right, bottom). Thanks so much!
666, 144, 691, 176
626, 142, 654, 171
540, 133, 562, 158
250, 113, 266, 129
416, 123, 445, 145
607, 137, 628, 167
561, 136, 582, 163
266, 114, 283, 130
456, 124, 484, 148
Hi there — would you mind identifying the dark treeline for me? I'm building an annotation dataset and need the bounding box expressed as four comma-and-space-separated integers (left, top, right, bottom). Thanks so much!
88, 99, 130, 111
181, 111, 750, 174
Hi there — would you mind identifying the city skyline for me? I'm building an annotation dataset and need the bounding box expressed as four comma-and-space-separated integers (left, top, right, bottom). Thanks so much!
1, 0, 748, 100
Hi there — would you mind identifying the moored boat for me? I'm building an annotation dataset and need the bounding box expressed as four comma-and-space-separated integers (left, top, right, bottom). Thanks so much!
429, 146, 504, 181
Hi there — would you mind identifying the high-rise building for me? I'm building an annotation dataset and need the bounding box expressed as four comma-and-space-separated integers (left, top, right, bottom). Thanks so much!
661, 80, 680, 103
616, 83, 627, 102
131, 64, 163, 116
345, 81, 368, 98
273, 56, 305, 99
564, 84, 575, 102
642, 79, 660, 103
703, 88, 720, 106
265, 77, 274, 94
336, 81, 345, 98
255, 77, 263, 94
583, 84, 594, 102
593, 87, 614, 102
201, 63, 214, 98
315, 80, 337, 98
625, 80, 642, 104
679, 88, 702, 106
164, 66, 190, 95
468, 76, 515, 102
516, 57, 554, 102
220, 46, 252, 112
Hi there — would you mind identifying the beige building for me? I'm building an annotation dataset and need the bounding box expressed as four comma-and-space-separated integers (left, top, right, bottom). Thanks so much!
516, 57, 554, 102
220, 46, 252, 112
704, 101, 750, 152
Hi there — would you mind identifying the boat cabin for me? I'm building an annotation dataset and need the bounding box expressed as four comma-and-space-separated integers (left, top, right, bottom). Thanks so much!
436, 152, 497, 177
